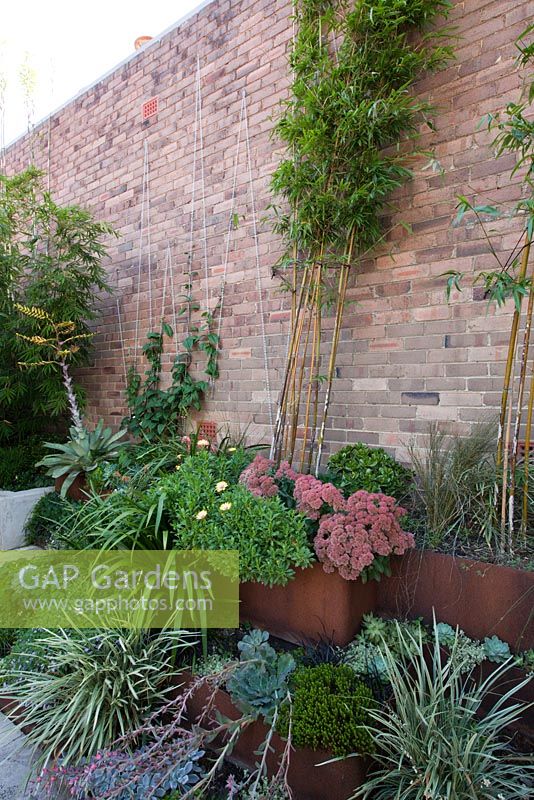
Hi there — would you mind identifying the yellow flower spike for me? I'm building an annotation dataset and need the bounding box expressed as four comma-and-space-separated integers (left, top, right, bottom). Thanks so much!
14, 303, 52, 321
15, 334, 50, 345
17, 360, 55, 367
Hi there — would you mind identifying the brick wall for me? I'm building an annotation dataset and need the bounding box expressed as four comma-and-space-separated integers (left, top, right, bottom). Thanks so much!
4, 0, 532, 463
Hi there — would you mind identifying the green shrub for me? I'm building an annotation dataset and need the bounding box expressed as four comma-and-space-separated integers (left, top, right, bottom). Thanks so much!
58, 450, 313, 584
327, 443, 412, 501
0, 438, 52, 490
169, 480, 314, 586
1, 627, 193, 766
24, 491, 80, 546
277, 663, 374, 757
352, 623, 533, 800
0, 168, 114, 442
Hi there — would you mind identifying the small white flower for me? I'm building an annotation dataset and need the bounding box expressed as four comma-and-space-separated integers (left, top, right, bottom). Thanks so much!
219, 502, 232, 512
196, 509, 208, 520
228, 447, 237, 452
216, 481, 228, 493
197, 439, 210, 447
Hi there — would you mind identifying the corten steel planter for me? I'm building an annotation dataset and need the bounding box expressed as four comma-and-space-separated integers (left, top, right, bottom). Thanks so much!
378, 550, 534, 651
476, 661, 534, 743
240, 562, 377, 646
181, 673, 368, 800
54, 473, 88, 502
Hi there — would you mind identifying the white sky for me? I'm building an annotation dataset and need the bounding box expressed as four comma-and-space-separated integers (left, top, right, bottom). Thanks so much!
1, 0, 205, 147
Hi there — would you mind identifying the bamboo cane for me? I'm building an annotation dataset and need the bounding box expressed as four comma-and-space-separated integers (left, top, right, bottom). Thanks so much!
300, 268, 321, 471
306, 279, 323, 473
283, 241, 300, 460
314, 263, 349, 475
290, 270, 315, 464
508, 240, 533, 542
314, 228, 355, 475
285, 263, 316, 462
521, 359, 534, 539
496, 237, 531, 467
501, 361, 515, 552
270, 262, 312, 461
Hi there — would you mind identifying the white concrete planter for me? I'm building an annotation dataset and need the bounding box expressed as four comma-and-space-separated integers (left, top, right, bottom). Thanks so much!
0, 487, 54, 550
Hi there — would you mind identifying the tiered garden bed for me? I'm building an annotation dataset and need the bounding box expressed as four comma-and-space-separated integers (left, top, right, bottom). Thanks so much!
181, 672, 368, 800
379, 550, 534, 651
240, 562, 377, 646
241, 552, 534, 651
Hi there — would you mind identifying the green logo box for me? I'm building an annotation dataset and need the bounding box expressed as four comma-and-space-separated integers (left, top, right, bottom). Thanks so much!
0, 550, 239, 629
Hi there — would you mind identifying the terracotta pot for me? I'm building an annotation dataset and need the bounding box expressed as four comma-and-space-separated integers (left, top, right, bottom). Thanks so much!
181, 673, 368, 800
240, 562, 377, 646
378, 550, 534, 651
54, 472, 89, 502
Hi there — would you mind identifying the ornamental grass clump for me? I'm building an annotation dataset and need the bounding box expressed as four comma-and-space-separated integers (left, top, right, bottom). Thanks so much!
314, 491, 414, 581
2, 627, 193, 766
351, 623, 533, 800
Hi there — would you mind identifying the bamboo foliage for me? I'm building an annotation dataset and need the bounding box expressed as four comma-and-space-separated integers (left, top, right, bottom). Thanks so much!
269, 0, 454, 471
445, 24, 534, 550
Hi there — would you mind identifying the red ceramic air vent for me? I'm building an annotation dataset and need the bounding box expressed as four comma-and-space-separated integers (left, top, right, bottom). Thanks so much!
142, 97, 159, 120
198, 420, 218, 442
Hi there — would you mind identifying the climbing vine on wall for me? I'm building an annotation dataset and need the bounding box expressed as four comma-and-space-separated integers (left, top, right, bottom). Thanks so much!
124, 312, 219, 441
269, 0, 454, 471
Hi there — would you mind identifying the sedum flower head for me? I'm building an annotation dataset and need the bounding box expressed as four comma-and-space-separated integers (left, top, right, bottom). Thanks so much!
314, 490, 414, 580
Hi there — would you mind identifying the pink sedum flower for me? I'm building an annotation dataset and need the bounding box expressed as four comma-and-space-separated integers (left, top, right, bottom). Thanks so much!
239, 454, 279, 498
294, 474, 345, 519
275, 460, 300, 482
314, 490, 414, 580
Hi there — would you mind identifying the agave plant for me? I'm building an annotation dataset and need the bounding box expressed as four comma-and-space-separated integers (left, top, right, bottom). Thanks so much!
37, 420, 127, 497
